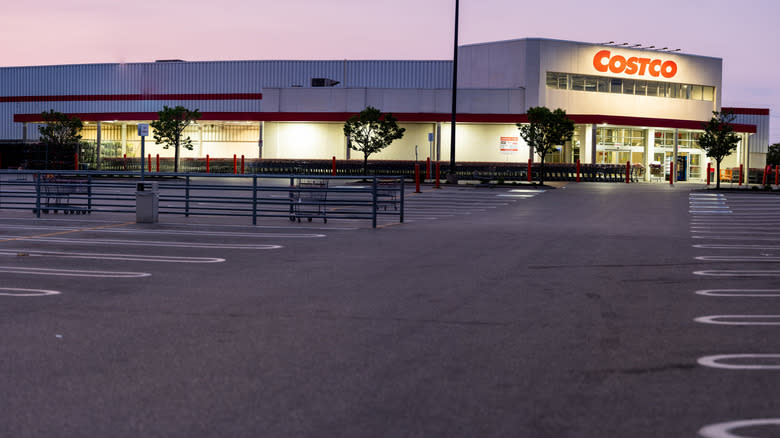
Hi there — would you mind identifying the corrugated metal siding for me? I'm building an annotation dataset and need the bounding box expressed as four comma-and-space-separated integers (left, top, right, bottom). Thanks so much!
730, 112, 770, 153
0, 60, 453, 139
0, 60, 452, 96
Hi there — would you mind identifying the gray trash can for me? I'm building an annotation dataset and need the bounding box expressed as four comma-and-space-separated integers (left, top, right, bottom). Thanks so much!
136, 182, 159, 223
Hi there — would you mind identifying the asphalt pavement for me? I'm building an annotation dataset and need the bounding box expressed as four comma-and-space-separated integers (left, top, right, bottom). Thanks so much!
0, 182, 778, 437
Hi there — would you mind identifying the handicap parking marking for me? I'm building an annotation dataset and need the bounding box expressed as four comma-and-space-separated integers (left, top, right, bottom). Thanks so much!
696, 289, 780, 297
0, 266, 150, 278
0, 249, 225, 263
0, 287, 61, 297
699, 419, 780, 438
694, 315, 780, 325
697, 354, 780, 370
694, 270, 780, 277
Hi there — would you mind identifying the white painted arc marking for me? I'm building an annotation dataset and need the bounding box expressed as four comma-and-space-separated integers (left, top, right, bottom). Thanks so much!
694, 270, 780, 277
0, 287, 61, 296
497, 194, 538, 198
694, 315, 780, 325
0, 266, 150, 278
694, 244, 780, 250
697, 354, 780, 370
0, 250, 225, 263
692, 236, 780, 241
696, 289, 780, 297
696, 256, 780, 262
699, 419, 780, 438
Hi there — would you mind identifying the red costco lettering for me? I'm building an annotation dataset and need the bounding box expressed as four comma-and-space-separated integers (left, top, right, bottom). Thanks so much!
592, 50, 678, 78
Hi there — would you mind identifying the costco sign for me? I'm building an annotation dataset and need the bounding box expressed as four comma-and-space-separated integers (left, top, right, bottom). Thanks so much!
593, 50, 678, 78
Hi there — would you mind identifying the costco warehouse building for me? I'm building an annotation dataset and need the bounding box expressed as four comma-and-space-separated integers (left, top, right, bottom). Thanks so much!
0, 38, 770, 182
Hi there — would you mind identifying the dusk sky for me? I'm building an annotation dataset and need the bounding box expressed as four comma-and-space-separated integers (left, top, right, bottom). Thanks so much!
2, 0, 778, 141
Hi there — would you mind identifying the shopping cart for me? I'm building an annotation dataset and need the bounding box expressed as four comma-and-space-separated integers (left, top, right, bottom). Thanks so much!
289, 178, 328, 223
33, 175, 90, 215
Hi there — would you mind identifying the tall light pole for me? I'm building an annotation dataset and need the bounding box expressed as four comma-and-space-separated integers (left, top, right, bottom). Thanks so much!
448, 0, 459, 183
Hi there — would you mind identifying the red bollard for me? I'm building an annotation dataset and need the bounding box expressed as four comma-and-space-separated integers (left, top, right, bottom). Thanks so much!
233, 154, 237, 174
527, 159, 533, 183
123, 154, 127, 171
206, 154, 210, 173
415, 163, 421, 193
241, 155, 245, 174
738, 164, 743, 186
625, 161, 631, 184
332, 156, 336, 176
74, 153, 79, 171
670, 161, 674, 185
148, 154, 152, 172
426, 157, 431, 180
156, 154, 160, 172
576, 159, 581, 183
706, 162, 712, 185
776, 165, 779, 186
435, 162, 441, 189
763, 165, 769, 185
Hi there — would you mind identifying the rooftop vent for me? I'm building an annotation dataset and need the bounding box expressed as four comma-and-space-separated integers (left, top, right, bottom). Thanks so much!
155, 59, 185, 63
311, 78, 340, 87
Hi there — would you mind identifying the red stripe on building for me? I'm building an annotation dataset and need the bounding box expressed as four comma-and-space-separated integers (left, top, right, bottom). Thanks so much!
0, 93, 262, 103
12, 111, 757, 133
721, 107, 770, 116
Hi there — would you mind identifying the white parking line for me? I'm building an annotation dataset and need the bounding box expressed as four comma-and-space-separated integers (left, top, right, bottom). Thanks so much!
694, 315, 780, 325
0, 225, 325, 239
694, 270, 780, 277
696, 289, 780, 297
0, 237, 282, 250
0, 287, 61, 296
0, 266, 150, 277
0, 250, 225, 263
698, 354, 780, 370
699, 419, 780, 438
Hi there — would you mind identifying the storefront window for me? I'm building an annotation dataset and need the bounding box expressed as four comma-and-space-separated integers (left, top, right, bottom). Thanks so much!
545, 71, 715, 102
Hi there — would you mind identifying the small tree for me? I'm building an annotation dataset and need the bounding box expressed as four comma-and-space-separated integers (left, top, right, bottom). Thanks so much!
767, 143, 780, 166
517, 107, 574, 186
150, 105, 201, 173
697, 110, 740, 189
38, 110, 83, 169
343, 106, 406, 175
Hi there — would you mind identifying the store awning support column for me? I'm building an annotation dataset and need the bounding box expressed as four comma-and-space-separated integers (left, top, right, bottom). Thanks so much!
258, 121, 264, 159
121, 123, 127, 156
591, 124, 597, 164
645, 128, 655, 182
96, 121, 102, 170
673, 128, 679, 183
435, 122, 442, 161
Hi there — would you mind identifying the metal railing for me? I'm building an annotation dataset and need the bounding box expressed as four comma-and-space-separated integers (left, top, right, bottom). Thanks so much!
0, 171, 405, 228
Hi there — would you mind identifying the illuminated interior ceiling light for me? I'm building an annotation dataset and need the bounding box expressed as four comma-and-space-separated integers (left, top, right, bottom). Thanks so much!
620, 42, 629, 46
672, 48, 681, 52
632, 43, 642, 47
660, 47, 668, 50
647, 45, 655, 49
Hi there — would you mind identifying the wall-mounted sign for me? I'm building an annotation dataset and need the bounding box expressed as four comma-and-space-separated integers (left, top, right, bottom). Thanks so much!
500, 136, 519, 153
593, 50, 677, 79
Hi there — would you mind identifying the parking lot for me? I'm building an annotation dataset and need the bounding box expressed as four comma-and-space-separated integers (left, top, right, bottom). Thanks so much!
0, 182, 778, 437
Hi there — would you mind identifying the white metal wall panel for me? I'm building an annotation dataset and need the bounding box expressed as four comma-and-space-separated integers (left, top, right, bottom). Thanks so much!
729, 112, 770, 153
